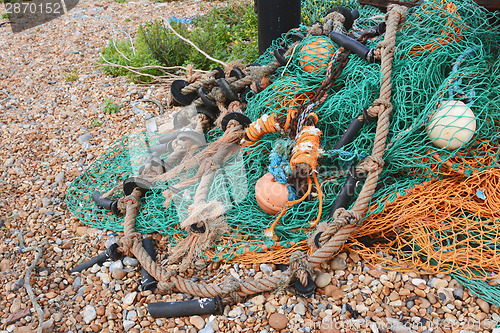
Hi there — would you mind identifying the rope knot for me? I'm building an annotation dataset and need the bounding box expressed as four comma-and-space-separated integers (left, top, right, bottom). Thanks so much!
373, 98, 392, 110
221, 275, 241, 297
156, 281, 175, 294
333, 208, 362, 226
290, 251, 312, 286
357, 155, 385, 174
119, 232, 141, 256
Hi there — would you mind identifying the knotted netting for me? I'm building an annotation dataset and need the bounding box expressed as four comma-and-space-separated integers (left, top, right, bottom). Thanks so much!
67, 0, 500, 303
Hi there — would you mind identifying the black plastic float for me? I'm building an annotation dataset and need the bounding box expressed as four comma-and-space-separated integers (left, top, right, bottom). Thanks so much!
71, 243, 122, 273
273, 48, 288, 66
141, 238, 158, 292
294, 277, 316, 297
216, 78, 240, 102
171, 80, 198, 106
148, 295, 224, 318
229, 67, 245, 80
123, 177, 153, 196
220, 112, 252, 132
91, 192, 121, 216
195, 105, 218, 122
197, 87, 219, 111
330, 31, 379, 63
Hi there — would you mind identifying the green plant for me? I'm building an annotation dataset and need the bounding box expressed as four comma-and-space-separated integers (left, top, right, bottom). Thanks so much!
100, 35, 163, 83
101, 99, 121, 114
101, 1, 259, 81
125, 18, 130, 22
115, 0, 126, 3
1, 13, 10, 19
90, 118, 103, 128
139, 20, 192, 67
65, 68, 79, 82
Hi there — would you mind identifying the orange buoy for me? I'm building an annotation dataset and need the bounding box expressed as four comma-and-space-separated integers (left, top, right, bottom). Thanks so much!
298, 36, 337, 72
255, 173, 289, 215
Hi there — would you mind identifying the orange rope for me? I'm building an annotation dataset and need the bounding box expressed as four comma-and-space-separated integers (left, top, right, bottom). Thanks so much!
263, 124, 325, 238
290, 125, 322, 171
242, 113, 287, 148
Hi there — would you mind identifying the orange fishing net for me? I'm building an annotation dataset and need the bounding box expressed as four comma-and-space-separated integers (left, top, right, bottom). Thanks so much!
348, 167, 500, 281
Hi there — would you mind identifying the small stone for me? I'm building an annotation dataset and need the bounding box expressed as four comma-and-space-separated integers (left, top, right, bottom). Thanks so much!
73, 277, 82, 290
330, 257, 347, 270
390, 323, 411, 333
265, 302, 276, 313
112, 268, 127, 280
52, 313, 63, 322
419, 298, 430, 309
109, 260, 123, 273
77, 133, 93, 143
123, 257, 139, 267
252, 295, 265, 306
4, 158, 15, 167
269, 313, 288, 330
123, 292, 137, 306
260, 264, 273, 276
123, 320, 135, 331
389, 300, 403, 307
315, 273, 332, 288
389, 291, 399, 302
428, 277, 448, 289
45, 292, 57, 299
82, 305, 96, 324
41, 197, 52, 207
100, 273, 111, 284
293, 303, 306, 315
426, 293, 437, 304
55, 172, 65, 184
11, 279, 24, 292
126, 310, 137, 321
476, 298, 490, 313
399, 288, 410, 296
10, 298, 22, 314
356, 304, 368, 313
324, 285, 344, 300
437, 287, 454, 305
411, 278, 426, 286
228, 307, 244, 318
453, 288, 463, 300
190, 316, 205, 330
0, 259, 10, 272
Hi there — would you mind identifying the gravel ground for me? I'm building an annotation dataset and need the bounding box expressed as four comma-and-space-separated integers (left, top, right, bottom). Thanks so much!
1, 0, 500, 332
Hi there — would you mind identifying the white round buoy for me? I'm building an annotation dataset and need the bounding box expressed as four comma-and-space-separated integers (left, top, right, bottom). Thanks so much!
426, 100, 476, 150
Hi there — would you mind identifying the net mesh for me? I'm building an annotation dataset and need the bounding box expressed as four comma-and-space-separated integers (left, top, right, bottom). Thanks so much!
66, 0, 500, 303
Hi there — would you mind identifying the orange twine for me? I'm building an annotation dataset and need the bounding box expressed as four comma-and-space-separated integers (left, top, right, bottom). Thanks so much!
408, 0, 465, 57
264, 124, 324, 238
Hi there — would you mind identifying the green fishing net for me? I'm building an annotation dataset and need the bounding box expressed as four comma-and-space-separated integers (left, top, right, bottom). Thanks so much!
67, 0, 500, 302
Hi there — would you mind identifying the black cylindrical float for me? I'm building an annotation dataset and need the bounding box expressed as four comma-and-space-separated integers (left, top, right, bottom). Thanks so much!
71, 243, 122, 273
328, 169, 366, 218
141, 238, 158, 292
91, 192, 120, 216
254, 0, 301, 55
333, 118, 364, 150
148, 295, 224, 318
